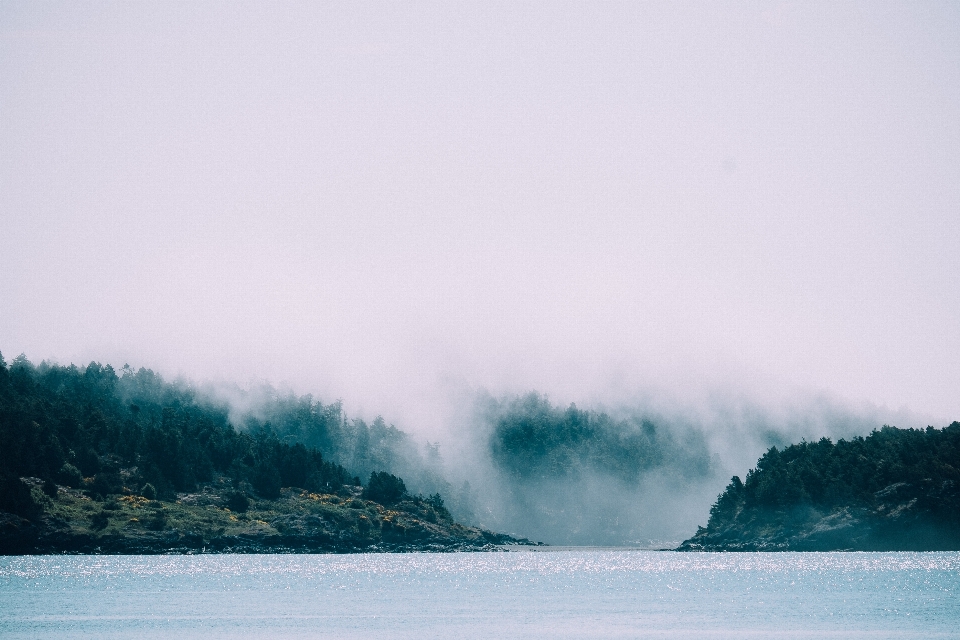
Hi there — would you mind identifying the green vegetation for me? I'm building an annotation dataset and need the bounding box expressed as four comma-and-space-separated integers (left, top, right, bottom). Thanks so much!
487, 393, 711, 483
0, 352, 524, 554
0, 477, 506, 554
228, 390, 454, 515
9, 349, 956, 552
363, 471, 408, 505
0, 352, 357, 504
680, 424, 960, 551
481, 393, 713, 545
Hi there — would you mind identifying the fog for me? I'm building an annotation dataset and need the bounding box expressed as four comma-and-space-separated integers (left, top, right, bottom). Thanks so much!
2, 2, 959, 542
188, 373, 928, 545
426, 384, 928, 544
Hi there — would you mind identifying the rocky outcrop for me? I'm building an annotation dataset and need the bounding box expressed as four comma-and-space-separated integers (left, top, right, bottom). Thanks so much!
14, 526, 509, 555
0, 481, 541, 555
678, 425, 960, 552
678, 479, 960, 551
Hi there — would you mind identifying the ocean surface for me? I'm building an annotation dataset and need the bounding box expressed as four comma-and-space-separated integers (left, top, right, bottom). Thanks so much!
1, 550, 957, 639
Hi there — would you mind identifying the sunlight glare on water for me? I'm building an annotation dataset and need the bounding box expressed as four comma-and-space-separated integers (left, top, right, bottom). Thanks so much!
1, 551, 958, 639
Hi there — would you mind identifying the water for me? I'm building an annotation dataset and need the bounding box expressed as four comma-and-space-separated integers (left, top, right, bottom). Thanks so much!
1, 551, 957, 639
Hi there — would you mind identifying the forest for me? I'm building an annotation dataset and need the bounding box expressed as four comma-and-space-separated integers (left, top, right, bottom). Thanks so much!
0, 352, 532, 554
487, 392, 712, 484
5, 350, 959, 551
0, 352, 385, 513
0, 353, 717, 546
681, 424, 960, 550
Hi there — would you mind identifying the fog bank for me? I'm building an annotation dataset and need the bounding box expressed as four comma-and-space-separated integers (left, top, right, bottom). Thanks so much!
2, 2, 959, 541
196, 365, 930, 544
432, 385, 928, 544
3, 1, 959, 429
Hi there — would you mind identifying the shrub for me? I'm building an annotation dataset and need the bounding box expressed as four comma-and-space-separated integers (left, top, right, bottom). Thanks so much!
145, 510, 166, 531
57, 463, 83, 488
42, 478, 58, 498
91, 471, 123, 496
226, 491, 249, 513
252, 462, 282, 499
363, 471, 408, 505
90, 510, 109, 531
140, 483, 157, 500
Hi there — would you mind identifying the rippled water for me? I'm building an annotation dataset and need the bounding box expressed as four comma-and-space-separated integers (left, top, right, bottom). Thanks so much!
1, 551, 958, 639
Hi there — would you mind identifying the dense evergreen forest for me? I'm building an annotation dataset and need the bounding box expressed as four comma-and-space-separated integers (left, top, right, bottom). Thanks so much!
6, 350, 958, 551
0, 352, 362, 511
681, 424, 960, 550
0, 352, 531, 554
229, 388, 453, 513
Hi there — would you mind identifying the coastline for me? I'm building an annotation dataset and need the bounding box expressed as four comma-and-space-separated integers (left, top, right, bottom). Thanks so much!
0, 479, 539, 556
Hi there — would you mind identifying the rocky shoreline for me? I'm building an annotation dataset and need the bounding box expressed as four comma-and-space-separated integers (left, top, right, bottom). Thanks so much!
677, 425, 960, 553
678, 480, 960, 552
0, 479, 539, 556
0, 514, 520, 555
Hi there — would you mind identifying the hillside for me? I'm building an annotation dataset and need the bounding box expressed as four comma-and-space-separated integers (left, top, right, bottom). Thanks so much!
0, 477, 522, 555
0, 353, 532, 554
679, 424, 960, 551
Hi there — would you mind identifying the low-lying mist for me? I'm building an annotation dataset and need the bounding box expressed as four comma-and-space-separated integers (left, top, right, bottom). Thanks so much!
6, 350, 928, 546
431, 389, 904, 545
200, 372, 918, 546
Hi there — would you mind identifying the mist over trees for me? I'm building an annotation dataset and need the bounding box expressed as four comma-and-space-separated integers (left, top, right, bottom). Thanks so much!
0, 351, 723, 544
683, 424, 960, 550
6, 350, 946, 548
488, 393, 712, 484
0, 352, 469, 525
460, 392, 718, 545
229, 389, 733, 545
222, 389, 452, 505
0, 353, 362, 514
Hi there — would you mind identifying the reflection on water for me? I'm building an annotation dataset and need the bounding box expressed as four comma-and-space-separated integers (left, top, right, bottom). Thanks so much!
2, 551, 958, 639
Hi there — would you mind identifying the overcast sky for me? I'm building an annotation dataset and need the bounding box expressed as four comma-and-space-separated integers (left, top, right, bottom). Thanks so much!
2, 1, 959, 432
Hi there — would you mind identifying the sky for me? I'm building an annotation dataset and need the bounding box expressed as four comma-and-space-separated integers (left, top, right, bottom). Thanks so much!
2, 1, 959, 435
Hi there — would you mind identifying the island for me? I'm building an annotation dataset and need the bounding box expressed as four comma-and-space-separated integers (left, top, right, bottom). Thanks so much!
679, 423, 960, 551
0, 354, 536, 554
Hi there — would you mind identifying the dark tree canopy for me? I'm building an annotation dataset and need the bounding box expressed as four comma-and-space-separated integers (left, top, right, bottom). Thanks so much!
710, 426, 960, 522
363, 471, 408, 505
684, 424, 960, 550
0, 354, 376, 511
487, 392, 711, 484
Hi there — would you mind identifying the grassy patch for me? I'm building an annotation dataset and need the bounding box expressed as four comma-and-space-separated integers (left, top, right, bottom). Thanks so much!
39, 482, 464, 548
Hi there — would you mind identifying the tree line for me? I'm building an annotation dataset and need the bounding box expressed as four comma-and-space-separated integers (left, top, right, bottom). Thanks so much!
487, 392, 712, 484
0, 353, 408, 517
702, 423, 960, 532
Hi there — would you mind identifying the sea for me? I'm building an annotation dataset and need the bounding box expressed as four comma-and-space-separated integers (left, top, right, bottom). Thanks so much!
1, 550, 957, 639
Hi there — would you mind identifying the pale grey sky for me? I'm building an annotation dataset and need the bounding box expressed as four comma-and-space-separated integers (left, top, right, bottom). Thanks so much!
2, 1, 959, 431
